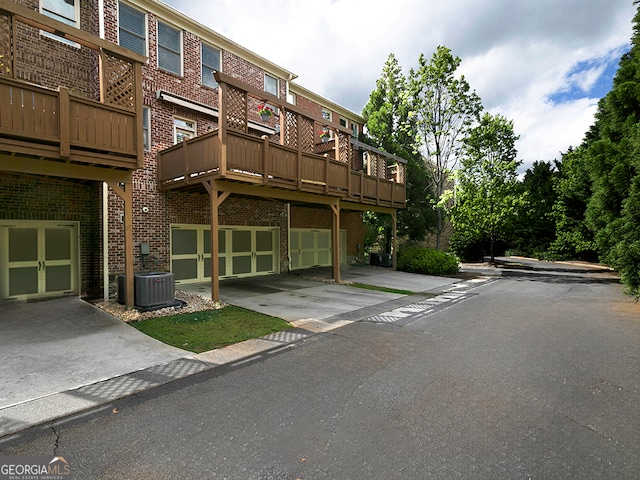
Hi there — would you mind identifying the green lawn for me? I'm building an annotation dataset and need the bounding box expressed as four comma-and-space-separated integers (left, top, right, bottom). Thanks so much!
131, 306, 292, 353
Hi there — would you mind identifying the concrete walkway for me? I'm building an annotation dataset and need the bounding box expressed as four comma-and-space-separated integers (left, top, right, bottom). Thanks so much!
0, 266, 465, 439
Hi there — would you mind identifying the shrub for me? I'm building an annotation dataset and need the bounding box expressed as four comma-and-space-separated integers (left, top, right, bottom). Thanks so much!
397, 246, 460, 275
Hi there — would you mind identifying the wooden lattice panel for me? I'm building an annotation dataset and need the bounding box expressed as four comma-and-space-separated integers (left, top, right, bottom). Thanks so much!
103, 52, 135, 109
283, 110, 298, 149
337, 132, 350, 163
226, 86, 247, 132
397, 162, 406, 183
299, 116, 314, 153
0, 12, 12, 77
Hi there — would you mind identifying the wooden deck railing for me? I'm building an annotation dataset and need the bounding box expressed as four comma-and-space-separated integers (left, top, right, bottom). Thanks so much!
158, 129, 405, 207
0, 0, 145, 170
0, 77, 138, 168
158, 71, 406, 208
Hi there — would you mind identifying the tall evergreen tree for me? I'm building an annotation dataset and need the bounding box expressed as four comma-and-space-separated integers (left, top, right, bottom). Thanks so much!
515, 161, 558, 257
582, 2, 640, 295
548, 147, 596, 260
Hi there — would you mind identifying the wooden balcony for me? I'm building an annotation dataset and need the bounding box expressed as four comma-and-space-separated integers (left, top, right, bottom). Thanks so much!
158, 72, 406, 210
0, 0, 145, 178
0, 77, 140, 170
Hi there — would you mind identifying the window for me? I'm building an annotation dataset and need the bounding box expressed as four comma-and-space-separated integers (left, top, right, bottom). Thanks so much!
41, 0, 78, 26
339, 118, 347, 128
158, 21, 182, 75
352, 123, 359, 139
142, 107, 150, 151
201, 44, 221, 88
264, 73, 278, 96
322, 109, 332, 122
287, 90, 296, 105
174, 117, 196, 144
40, 0, 79, 46
119, 2, 146, 56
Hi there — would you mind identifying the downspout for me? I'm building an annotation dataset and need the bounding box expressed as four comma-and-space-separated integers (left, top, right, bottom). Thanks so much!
103, 182, 109, 302
286, 203, 291, 272
98, 0, 105, 39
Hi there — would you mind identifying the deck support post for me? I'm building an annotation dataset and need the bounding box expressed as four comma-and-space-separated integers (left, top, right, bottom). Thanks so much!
107, 176, 134, 309
331, 202, 341, 284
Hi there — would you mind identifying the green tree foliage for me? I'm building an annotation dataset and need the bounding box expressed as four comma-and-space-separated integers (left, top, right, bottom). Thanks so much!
408, 46, 483, 250
514, 161, 559, 257
548, 147, 597, 260
579, 3, 640, 295
449, 113, 524, 263
361, 54, 436, 247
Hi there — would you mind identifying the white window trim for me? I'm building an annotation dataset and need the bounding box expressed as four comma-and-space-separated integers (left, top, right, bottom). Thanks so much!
157, 20, 183, 76
201, 42, 221, 88
39, 0, 80, 47
117, 1, 148, 58
264, 73, 279, 97
173, 116, 196, 144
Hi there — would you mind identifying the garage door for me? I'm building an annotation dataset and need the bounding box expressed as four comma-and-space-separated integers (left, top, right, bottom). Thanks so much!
0, 221, 79, 301
171, 225, 279, 283
289, 228, 346, 270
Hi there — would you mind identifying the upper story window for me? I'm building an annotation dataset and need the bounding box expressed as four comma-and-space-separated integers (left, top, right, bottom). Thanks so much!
201, 43, 221, 88
158, 21, 182, 75
352, 123, 359, 139
322, 109, 332, 122
174, 117, 196, 144
118, 2, 147, 56
264, 73, 278, 96
339, 118, 347, 128
41, 0, 78, 26
40, 0, 79, 46
287, 90, 296, 105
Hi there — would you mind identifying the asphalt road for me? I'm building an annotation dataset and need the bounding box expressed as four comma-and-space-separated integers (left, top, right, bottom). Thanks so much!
1, 268, 639, 479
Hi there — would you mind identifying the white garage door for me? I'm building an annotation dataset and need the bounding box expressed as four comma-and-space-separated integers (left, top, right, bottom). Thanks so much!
171, 224, 279, 283
289, 228, 346, 270
0, 221, 79, 301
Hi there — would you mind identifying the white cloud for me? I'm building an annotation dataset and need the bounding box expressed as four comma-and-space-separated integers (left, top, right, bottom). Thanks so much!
162, 0, 636, 171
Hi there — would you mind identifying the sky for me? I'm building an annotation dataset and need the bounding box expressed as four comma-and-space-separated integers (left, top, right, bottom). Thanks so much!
163, 0, 636, 173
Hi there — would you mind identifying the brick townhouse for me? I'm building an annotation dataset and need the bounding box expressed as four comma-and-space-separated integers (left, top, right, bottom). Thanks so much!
0, 0, 406, 308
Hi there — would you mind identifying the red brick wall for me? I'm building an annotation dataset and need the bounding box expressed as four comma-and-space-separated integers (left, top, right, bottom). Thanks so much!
11, 0, 96, 98
0, 175, 103, 299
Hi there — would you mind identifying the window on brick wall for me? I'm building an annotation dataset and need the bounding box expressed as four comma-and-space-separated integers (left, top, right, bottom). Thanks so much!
118, 2, 147, 56
40, 0, 79, 46
143, 106, 150, 151
264, 73, 278, 96
352, 123, 359, 139
174, 117, 196, 144
339, 117, 347, 128
158, 21, 182, 75
201, 43, 221, 89
41, 0, 78, 26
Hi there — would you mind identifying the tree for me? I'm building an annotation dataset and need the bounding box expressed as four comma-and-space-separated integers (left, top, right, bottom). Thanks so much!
515, 160, 558, 257
361, 54, 436, 247
408, 46, 483, 250
580, 2, 640, 295
548, 147, 596, 260
449, 113, 524, 263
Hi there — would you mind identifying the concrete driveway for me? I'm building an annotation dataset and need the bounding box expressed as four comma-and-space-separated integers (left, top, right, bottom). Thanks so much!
181, 265, 460, 325
0, 266, 460, 421
0, 297, 190, 411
